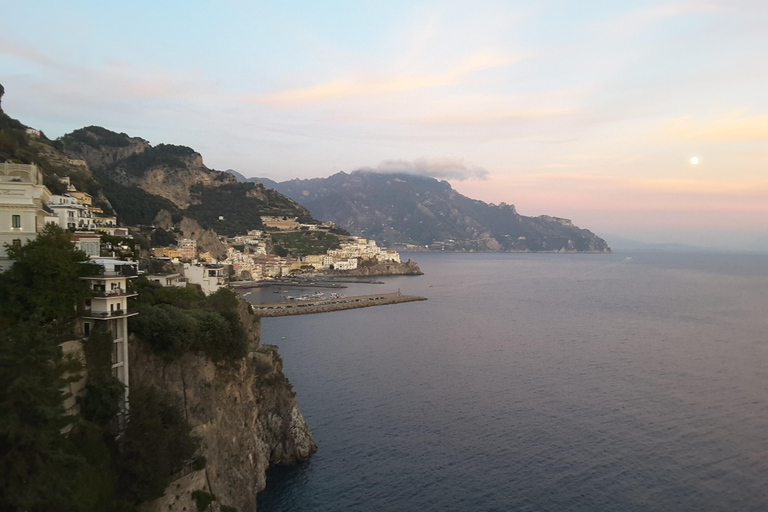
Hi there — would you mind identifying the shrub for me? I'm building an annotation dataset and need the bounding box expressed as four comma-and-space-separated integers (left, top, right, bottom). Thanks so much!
79, 378, 125, 426
191, 490, 215, 511
191, 456, 207, 471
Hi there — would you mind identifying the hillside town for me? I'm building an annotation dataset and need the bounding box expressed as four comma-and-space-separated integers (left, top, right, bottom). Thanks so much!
0, 160, 409, 426
0, 162, 404, 296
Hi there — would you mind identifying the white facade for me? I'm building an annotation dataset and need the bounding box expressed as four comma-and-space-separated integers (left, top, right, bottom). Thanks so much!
183, 263, 228, 295
49, 194, 95, 231
0, 163, 53, 270
80, 259, 139, 412
333, 258, 358, 270
72, 232, 101, 258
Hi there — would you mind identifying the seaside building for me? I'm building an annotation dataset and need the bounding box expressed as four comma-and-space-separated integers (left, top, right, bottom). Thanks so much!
333, 258, 358, 270
0, 163, 53, 270
79, 259, 139, 413
183, 262, 228, 295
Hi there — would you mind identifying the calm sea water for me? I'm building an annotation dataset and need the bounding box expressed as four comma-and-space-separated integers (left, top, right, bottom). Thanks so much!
249, 252, 768, 512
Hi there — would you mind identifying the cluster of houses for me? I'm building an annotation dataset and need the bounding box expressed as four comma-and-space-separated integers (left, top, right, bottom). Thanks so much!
0, 163, 128, 267
152, 230, 402, 286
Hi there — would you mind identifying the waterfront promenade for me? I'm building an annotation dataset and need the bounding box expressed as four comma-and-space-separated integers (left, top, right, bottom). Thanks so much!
250, 292, 427, 317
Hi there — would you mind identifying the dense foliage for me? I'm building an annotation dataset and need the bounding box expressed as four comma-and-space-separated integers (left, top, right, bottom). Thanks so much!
0, 228, 201, 511
64, 126, 133, 148
150, 227, 178, 247
129, 279, 249, 361
271, 230, 341, 256
184, 182, 265, 235
110, 144, 195, 177
185, 181, 315, 236
0, 324, 90, 511
95, 172, 179, 226
0, 225, 98, 330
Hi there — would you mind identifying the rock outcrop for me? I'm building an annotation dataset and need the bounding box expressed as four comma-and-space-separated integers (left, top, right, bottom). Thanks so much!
326, 259, 424, 276
178, 216, 228, 260
130, 303, 316, 512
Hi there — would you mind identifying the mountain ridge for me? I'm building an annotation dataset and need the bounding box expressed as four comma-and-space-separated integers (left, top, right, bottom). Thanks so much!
250, 170, 610, 253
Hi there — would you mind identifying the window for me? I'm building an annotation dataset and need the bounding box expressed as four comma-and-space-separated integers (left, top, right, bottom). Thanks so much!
12, 239, 21, 250
84, 323, 90, 337
11, 215, 20, 228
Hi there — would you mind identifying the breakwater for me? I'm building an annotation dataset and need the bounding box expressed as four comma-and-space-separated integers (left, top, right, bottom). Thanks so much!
251, 292, 427, 317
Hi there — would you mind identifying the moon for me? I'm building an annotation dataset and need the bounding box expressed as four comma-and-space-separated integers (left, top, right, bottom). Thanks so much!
690, 157, 699, 165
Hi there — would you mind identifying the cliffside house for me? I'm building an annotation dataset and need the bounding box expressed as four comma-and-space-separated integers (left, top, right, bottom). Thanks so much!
183, 262, 228, 295
0, 163, 54, 270
144, 272, 187, 288
79, 259, 139, 412
71, 231, 102, 258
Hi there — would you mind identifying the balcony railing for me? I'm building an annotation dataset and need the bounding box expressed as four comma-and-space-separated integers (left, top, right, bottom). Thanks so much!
84, 308, 138, 319
90, 289, 137, 298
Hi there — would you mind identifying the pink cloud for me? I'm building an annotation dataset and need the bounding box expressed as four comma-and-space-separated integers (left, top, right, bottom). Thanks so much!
249, 52, 522, 105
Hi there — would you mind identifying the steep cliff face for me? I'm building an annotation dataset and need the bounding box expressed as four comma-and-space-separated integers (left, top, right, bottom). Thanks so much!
130, 305, 316, 512
61, 128, 233, 209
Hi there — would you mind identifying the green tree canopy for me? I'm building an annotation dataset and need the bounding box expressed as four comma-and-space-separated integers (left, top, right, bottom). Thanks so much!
0, 324, 87, 511
0, 224, 98, 330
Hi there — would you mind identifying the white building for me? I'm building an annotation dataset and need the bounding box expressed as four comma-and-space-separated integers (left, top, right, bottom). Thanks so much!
49, 193, 95, 231
80, 259, 139, 412
0, 163, 53, 270
144, 272, 187, 288
183, 263, 228, 295
333, 258, 358, 270
71, 231, 101, 258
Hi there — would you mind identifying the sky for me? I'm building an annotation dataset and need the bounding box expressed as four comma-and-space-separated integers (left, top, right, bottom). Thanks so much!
2, 0, 767, 249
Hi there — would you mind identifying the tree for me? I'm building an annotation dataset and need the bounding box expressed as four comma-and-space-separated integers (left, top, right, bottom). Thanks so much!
116, 386, 198, 504
0, 224, 97, 330
0, 324, 87, 511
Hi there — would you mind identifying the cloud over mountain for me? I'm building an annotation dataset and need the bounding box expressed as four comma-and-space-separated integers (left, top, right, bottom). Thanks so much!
359, 157, 489, 181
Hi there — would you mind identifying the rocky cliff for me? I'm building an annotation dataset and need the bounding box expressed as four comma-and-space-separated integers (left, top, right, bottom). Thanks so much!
62, 128, 316, 235
130, 302, 316, 512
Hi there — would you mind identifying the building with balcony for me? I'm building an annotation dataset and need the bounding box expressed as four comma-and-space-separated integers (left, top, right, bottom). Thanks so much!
183, 262, 228, 295
0, 163, 53, 270
49, 193, 95, 231
79, 259, 139, 412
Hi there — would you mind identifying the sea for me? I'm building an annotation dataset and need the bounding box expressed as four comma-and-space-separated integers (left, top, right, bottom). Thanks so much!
245, 251, 768, 512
